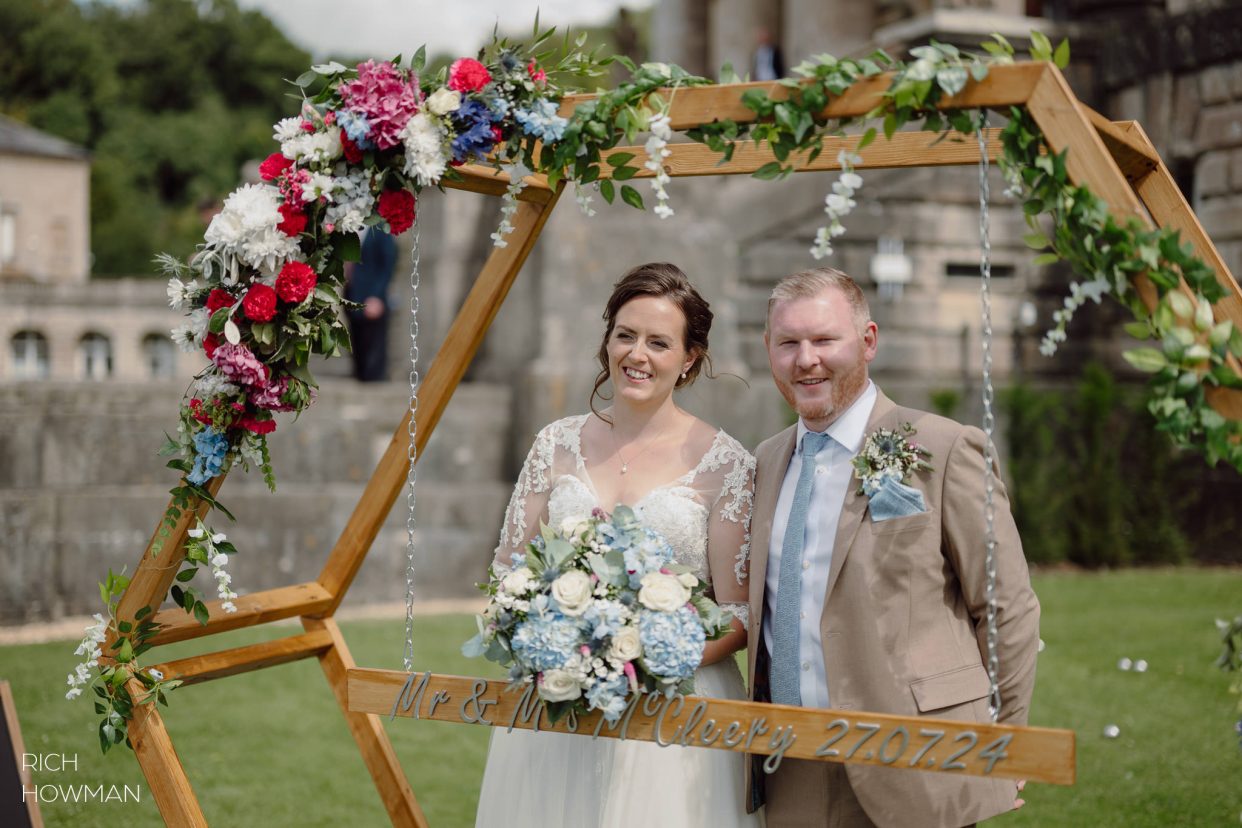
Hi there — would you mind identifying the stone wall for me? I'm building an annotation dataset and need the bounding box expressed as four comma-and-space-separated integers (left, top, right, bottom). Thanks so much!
0, 379, 512, 623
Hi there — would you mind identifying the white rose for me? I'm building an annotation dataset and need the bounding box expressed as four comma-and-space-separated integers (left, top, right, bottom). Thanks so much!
426, 87, 462, 116
551, 570, 593, 616
608, 625, 642, 662
559, 516, 589, 538
638, 572, 692, 613
539, 669, 583, 702
500, 566, 535, 596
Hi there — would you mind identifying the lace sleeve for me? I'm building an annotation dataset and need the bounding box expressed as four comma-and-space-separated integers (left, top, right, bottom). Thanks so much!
705, 436, 756, 613
494, 423, 558, 567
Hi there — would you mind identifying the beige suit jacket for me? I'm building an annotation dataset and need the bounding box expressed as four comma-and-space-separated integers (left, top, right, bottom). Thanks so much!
746, 389, 1040, 828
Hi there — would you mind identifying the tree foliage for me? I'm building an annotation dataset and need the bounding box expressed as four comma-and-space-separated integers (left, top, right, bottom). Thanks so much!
0, 0, 310, 275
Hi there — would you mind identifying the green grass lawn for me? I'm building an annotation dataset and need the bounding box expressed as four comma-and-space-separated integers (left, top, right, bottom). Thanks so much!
1, 568, 1239, 827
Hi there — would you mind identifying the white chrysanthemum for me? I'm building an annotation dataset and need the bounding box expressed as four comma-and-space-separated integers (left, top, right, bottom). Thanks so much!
167, 277, 191, 309
206, 184, 282, 248
401, 113, 448, 186
300, 171, 338, 202
273, 116, 303, 142
239, 227, 300, 273
333, 209, 367, 235
281, 129, 342, 165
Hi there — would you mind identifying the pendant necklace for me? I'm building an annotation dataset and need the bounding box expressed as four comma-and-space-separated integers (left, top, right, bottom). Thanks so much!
611, 423, 665, 475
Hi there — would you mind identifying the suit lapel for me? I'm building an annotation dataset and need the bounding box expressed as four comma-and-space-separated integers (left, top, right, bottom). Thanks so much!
823, 389, 900, 601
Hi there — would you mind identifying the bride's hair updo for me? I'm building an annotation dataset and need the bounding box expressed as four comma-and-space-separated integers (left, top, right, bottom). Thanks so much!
590, 262, 714, 416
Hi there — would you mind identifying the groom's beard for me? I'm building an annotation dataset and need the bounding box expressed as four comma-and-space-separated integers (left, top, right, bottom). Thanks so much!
776, 359, 868, 426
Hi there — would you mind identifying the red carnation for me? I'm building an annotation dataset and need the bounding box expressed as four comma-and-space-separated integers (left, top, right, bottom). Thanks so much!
527, 60, 547, 84
206, 288, 235, 314
203, 333, 220, 359
239, 415, 277, 435
340, 129, 363, 163
277, 203, 307, 237
189, 398, 213, 425
275, 261, 318, 304
448, 58, 491, 93
242, 283, 278, 322
259, 152, 294, 182
377, 188, 416, 234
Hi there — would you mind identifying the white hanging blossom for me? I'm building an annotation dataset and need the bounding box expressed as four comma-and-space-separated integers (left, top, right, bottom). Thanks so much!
644, 111, 675, 219
811, 150, 864, 260
574, 181, 597, 217
1038, 276, 1111, 356
187, 522, 238, 613
491, 161, 531, 248
65, 613, 108, 700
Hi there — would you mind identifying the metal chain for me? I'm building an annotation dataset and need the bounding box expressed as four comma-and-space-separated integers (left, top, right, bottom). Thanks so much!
402, 216, 421, 674
976, 111, 1002, 722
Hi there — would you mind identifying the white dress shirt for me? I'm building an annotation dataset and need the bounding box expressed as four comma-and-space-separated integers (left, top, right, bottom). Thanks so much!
764, 381, 877, 708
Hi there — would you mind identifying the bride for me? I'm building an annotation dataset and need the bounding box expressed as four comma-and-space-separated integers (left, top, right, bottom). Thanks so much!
475, 262, 760, 827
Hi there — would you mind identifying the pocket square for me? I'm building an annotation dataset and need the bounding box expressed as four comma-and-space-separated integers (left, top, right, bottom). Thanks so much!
867, 476, 927, 522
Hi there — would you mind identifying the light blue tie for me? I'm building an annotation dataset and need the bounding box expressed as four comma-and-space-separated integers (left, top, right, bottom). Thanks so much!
770, 430, 832, 706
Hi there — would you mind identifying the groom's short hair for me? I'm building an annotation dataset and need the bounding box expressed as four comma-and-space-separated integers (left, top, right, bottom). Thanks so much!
767, 267, 872, 334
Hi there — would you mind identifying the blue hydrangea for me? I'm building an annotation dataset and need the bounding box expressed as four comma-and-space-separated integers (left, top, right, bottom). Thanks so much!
485, 94, 511, 120
623, 530, 675, 588
582, 599, 629, 640
509, 551, 527, 569
337, 110, 374, 149
451, 99, 497, 163
585, 674, 630, 723
188, 427, 229, 486
511, 613, 582, 672
638, 607, 705, 680
514, 99, 567, 142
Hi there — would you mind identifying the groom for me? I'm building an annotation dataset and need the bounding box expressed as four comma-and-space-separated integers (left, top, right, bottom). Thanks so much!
746, 268, 1040, 828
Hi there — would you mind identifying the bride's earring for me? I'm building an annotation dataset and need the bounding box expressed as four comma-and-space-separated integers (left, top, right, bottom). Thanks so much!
680, 371, 687, 379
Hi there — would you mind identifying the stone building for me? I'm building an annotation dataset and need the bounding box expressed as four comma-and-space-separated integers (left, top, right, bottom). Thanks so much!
3, 0, 1241, 622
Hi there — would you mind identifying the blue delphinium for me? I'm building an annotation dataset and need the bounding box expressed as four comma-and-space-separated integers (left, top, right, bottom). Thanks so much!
638, 607, 705, 680
511, 612, 582, 672
586, 674, 630, 723
451, 100, 497, 163
188, 427, 229, 486
336, 110, 375, 149
514, 99, 568, 142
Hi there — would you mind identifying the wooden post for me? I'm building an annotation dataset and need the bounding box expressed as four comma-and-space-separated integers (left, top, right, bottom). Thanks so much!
316, 189, 564, 609
126, 678, 208, 827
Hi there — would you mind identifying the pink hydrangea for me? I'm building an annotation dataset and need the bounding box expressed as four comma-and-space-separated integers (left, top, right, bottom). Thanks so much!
338, 61, 420, 150
250, 376, 296, 411
211, 343, 269, 388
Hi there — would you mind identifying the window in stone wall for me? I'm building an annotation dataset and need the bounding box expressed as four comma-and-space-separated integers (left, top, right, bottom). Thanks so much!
0, 210, 16, 271
78, 332, 113, 380
946, 262, 1015, 279
143, 332, 176, 379
10, 330, 49, 379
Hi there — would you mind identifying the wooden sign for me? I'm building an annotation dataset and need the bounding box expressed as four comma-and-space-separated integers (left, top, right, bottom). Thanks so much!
0, 681, 43, 828
348, 668, 1075, 786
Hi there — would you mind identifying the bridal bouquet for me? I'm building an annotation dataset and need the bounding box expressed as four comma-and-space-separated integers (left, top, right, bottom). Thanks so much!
464, 506, 734, 723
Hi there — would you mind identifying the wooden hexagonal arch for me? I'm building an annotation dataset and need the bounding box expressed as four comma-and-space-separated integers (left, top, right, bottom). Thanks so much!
112, 61, 1241, 826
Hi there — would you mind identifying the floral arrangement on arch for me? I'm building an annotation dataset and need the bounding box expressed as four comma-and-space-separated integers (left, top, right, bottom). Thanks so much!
463, 506, 734, 724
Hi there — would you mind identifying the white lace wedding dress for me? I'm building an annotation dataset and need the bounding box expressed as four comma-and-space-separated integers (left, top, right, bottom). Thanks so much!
474, 414, 761, 828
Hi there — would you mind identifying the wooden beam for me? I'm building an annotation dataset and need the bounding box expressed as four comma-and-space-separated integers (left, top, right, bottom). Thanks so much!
148, 630, 334, 687
1120, 120, 1242, 419
316, 187, 563, 609
307, 618, 427, 827
1081, 109, 1159, 183
348, 669, 1076, 786
598, 128, 1004, 180
107, 476, 226, 665
442, 163, 554, 204
559, 63, 1049, 131
148, 582, 334, 647
126, 679, 208, 827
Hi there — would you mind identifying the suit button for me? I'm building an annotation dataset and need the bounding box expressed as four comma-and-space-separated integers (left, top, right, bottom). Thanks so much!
801, 661, 810, 671
815, 467, 826, 476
